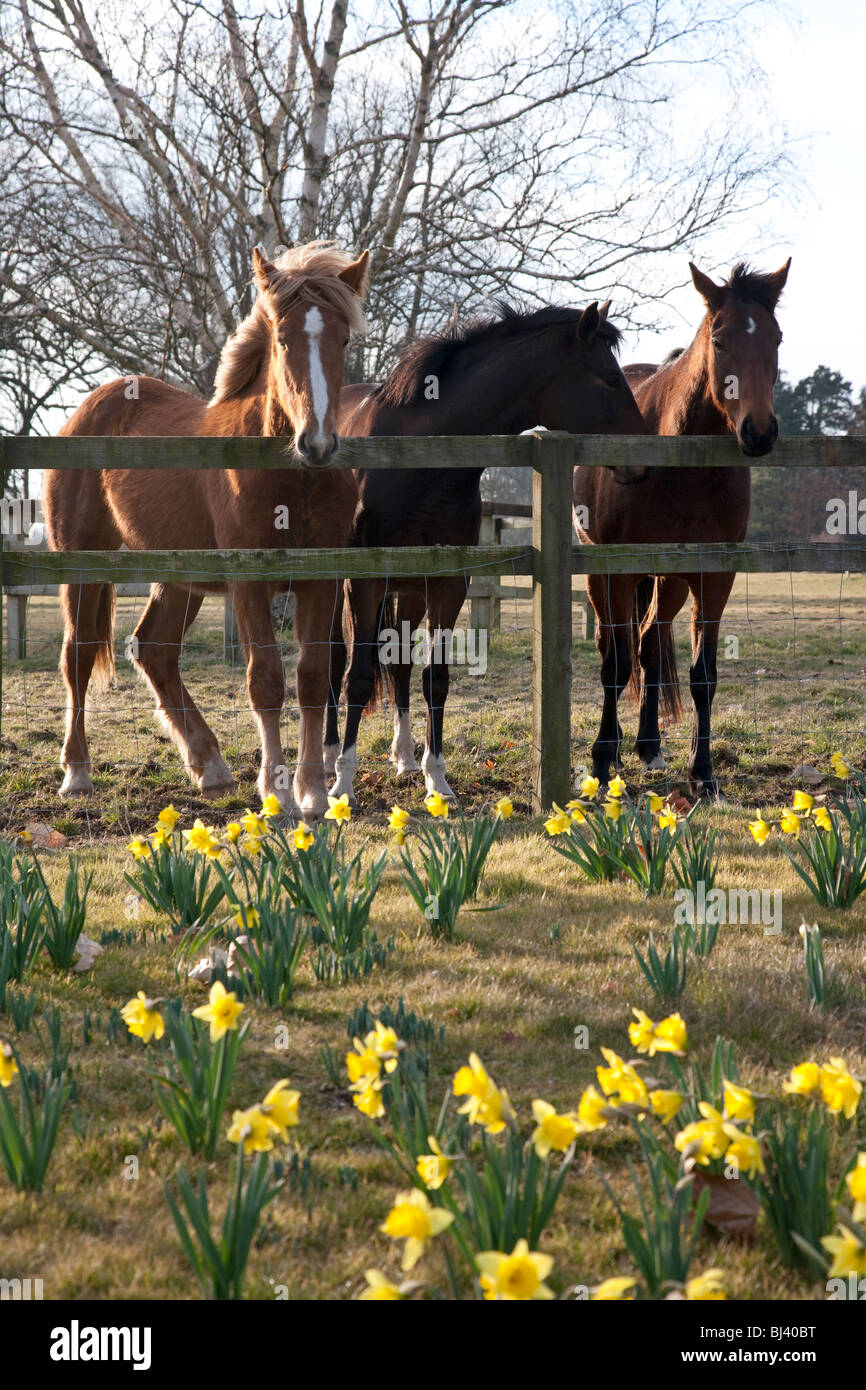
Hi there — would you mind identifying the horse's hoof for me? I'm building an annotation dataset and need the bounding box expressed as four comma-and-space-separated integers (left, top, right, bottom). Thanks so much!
59, 771, 93, 798
199, 779, 237, 801
198, 753, 236, 799
641, 754, 668, 772
392, 760, 421, 777
692, 780, 724, 802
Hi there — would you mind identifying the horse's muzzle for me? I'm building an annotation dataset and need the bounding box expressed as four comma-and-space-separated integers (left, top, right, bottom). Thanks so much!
738, 413, 779, 457
296, 432, 339, 466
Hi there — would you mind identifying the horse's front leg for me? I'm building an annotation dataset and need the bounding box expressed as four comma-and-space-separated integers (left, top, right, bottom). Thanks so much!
635, 575, 688, 771
293, 579, 342, 819
589, 574, 635, 785
331, 577, 387, 807
390, 592, 425, 775
686, 574, 734, 799
233, 582, 299, 817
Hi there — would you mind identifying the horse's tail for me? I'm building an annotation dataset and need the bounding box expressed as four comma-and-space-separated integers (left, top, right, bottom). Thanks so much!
58, 581, 117, 692
367, 594, 397, 712
627, 577, 683, 723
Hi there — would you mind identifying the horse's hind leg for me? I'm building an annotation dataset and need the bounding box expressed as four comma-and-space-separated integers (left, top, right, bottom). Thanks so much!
58, 582, 116, 796
390, 592, 425, 775
420, 577, 467, 801
230, 582, 299, 815
635, 575, 688, 771
686, 572, 735, 799
294, 579, 341, 819
331, 577, 387, 806
132, 583, 234, 797
589, 573, 637, 785
323, 591, 346, 782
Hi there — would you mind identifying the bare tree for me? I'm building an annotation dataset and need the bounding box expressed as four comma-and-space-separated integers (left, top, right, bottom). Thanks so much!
0, 0, 792, 426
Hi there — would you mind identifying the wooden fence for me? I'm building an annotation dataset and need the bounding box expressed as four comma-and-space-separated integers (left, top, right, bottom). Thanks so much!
1, 431, 865, 812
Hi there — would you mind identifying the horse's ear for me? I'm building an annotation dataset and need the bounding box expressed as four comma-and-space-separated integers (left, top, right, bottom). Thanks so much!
577, 301, 600, 342
689, 262, 726, 312
339, 249, 371, 299
598, 300, 611, 323
765, 256, 792, 305
252, 246, 277, 295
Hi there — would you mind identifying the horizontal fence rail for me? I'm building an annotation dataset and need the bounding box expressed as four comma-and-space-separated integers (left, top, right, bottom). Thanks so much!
2, 431, 866, 811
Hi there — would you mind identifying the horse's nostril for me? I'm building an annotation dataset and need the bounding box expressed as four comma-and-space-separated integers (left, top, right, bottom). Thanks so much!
296, 432, 310, 457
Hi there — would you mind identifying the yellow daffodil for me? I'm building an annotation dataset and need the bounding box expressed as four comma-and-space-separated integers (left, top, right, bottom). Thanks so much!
358, 1269, 404, 1301
603, 799, 622, 821
0, 1039, 19, 1088
151, 825, 171, 850
567, 801, 587, 823
658, 809, 678, 830
831, 751, 850, 778
653, 1012, 688, 1055
495, 796, 513, 819
191, 980, 244, 1042
293, 821, 314, 851
425, 792, 449, 819
453, 1053, 514, 1133
389, 805, 410, 831
723, 1080, 756, 1124
779, 809, 800, 836
819, 1057, 862, 1119
244, 834, 264, 856
226, 1104, 274, 1153
261, 1079, 300, 1139
233, 904, 260, 931
325, 793, 352, 824
364, 1021, 402, 1073
353, 1081, 385, 1119
591, 1276, 637, 1301
346, 1043, 381, 1088
792, 790, 814, 812
184, 818, 219, 855
581, 776, 600, 799
749, 814, 771, 845
544, 804, 571, 835
648, 793, 664, 813
813, 806, 833, 832
608, 774, 626, 799
596, 1048, 649, 1107
120, 991, 165, 1044
381, 1189, 454, 1270
575, 1084, 609, 1132
531, 1100, 580, 1157
650, 1089, 684, 1124
628, 1007, 657, 1053
675, 1105, 728, 1165
416, 1136, 453, 1190
685, 1269, 727, 1300
128, 837, 151, 860
722, 1125, 765, 1178
477, 1240, 554, 1301
782, 1060, 821, 1096
241, 809, 267, 838
822, 1227, 866, 1279
157, 805, 180, 831
261, 794, 282, 817
845, 1154, 866, 1221
223, 822, 243, 843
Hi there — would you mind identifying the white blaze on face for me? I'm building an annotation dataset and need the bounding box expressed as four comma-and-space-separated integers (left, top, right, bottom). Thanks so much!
304, 306, 330, 446
746, 315, 756, 335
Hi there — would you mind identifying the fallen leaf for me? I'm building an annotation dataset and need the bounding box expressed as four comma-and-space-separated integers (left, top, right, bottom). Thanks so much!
692, 1171, 759, 1239
22, 822, 68, 849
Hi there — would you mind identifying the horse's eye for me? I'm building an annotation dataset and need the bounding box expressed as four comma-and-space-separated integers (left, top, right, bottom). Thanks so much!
712, 338, 726, 353
601, 371, 623, 389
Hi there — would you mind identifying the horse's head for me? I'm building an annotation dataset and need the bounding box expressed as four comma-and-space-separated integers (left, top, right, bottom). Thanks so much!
539, 300, 648, 437
252, 245, 370, 464
689, 258, 791, 457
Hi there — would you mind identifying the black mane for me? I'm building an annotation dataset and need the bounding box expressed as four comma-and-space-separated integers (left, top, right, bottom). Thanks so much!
376, 301, 623, 410
725, 262, 782, 314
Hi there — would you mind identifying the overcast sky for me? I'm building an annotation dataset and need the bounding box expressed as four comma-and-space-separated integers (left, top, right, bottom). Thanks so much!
628, 0, 865, 393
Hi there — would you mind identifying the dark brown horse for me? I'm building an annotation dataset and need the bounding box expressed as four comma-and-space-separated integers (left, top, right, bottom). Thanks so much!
574, 259, 790, 796
44, 242, 369, 817
328, 300, 648, 806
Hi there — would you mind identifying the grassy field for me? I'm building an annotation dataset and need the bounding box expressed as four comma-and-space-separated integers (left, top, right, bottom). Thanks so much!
0, 573, 864, 1300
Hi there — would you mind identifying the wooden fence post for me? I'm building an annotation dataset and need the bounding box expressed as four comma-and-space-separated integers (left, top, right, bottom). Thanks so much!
531, 431, 573, 813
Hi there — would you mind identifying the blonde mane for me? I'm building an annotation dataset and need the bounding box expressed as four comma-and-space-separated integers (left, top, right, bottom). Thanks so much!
210, 242, 368, 406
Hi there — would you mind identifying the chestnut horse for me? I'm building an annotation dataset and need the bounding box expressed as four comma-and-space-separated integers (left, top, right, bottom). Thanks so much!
328, 300, 647, 806
574, 258, 790, 796
43, 242, 370, 817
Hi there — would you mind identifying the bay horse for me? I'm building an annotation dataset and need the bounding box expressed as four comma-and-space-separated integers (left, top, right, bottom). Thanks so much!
574, 258, 790, 797
327, 300, 648, 806
43, 242, 370, 817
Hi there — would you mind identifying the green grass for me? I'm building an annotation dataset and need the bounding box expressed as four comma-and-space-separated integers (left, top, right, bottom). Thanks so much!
0, 574, 863, 1299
